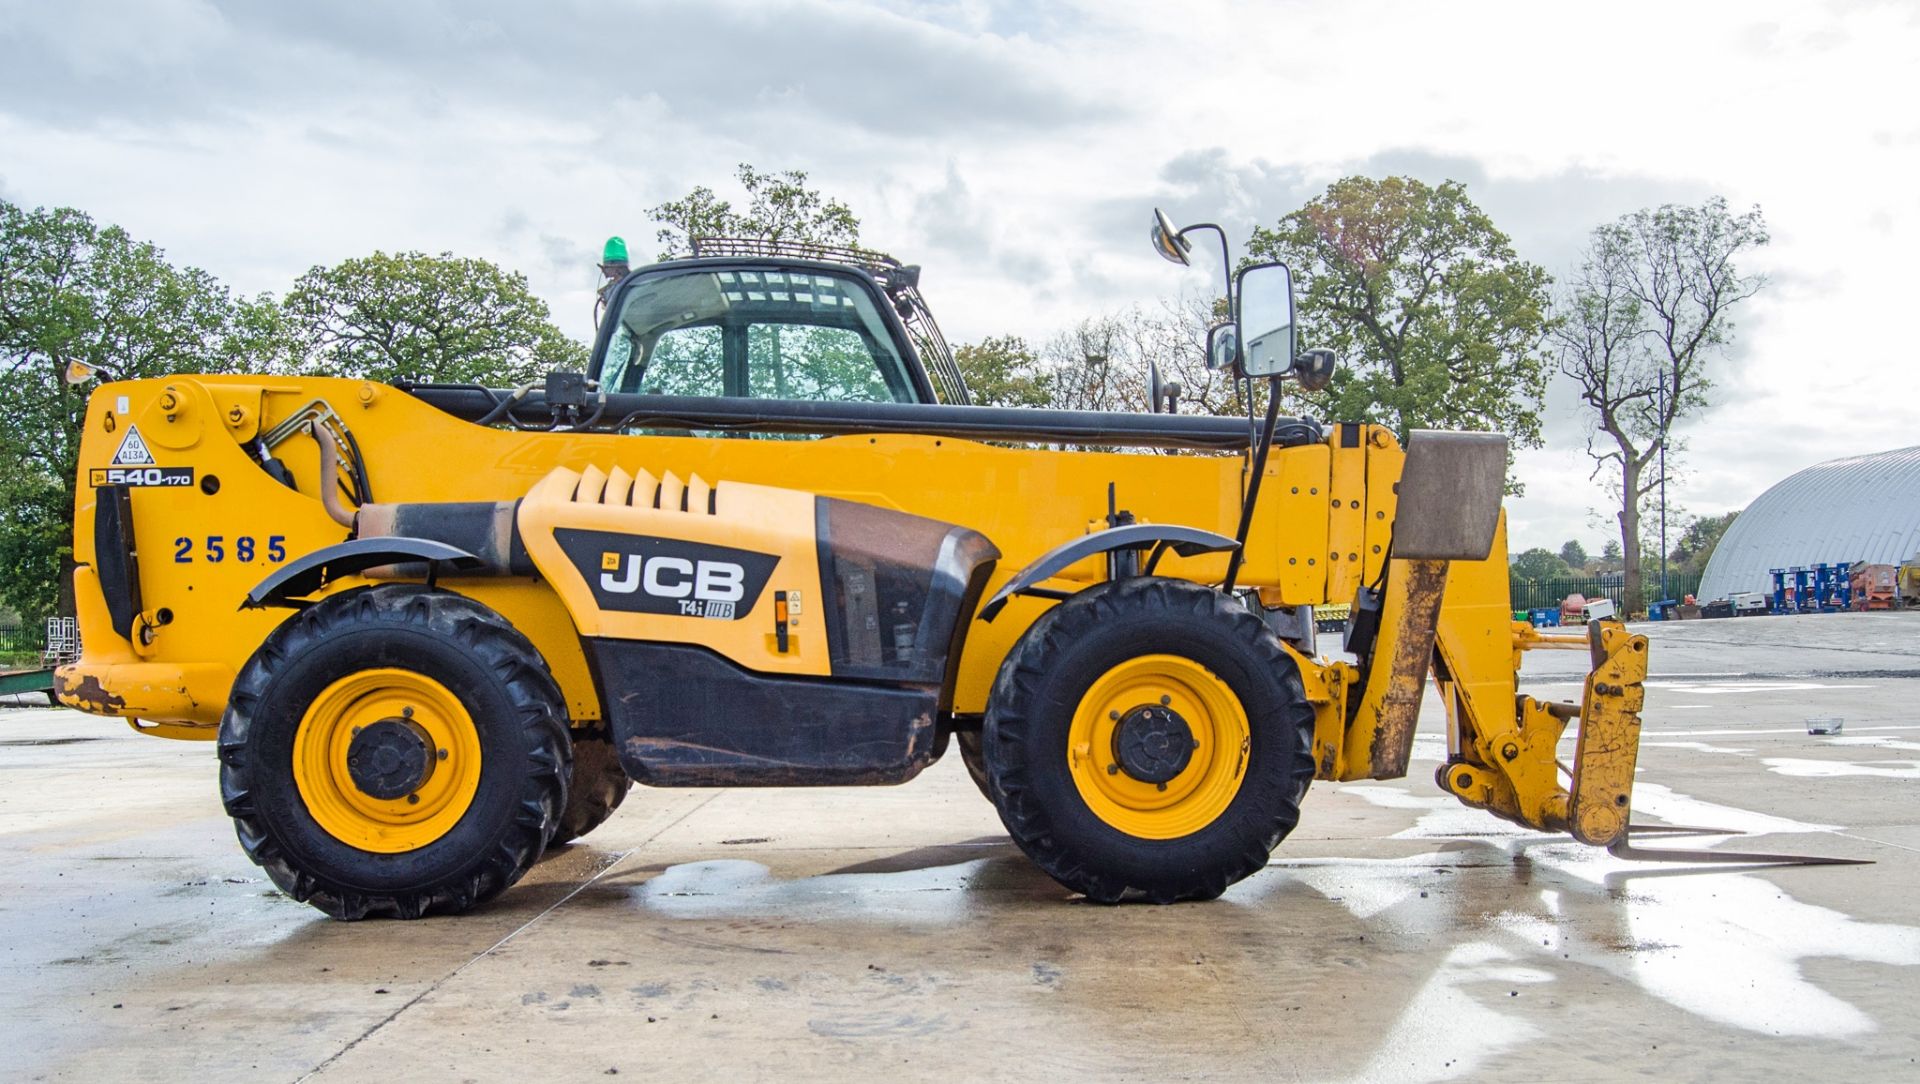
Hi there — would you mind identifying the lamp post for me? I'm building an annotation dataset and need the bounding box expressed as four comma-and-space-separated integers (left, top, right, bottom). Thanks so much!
1658, 373, 1668, 606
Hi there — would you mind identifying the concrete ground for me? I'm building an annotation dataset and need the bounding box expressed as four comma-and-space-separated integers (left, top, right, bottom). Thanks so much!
4, 611, 1919, 1082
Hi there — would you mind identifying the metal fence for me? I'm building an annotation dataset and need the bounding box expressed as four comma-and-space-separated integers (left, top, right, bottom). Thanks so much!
1510, 571, 1704, 614
0, 618, 41, 660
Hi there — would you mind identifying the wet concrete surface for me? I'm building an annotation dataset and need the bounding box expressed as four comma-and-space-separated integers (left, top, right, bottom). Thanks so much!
4, 611, 1919, 1081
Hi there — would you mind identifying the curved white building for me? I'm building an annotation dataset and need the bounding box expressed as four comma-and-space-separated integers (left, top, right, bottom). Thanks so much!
1699, 445, 1920, 601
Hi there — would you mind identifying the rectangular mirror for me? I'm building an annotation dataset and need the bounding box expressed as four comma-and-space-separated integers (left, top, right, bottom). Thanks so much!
1236, 262, 1295, 377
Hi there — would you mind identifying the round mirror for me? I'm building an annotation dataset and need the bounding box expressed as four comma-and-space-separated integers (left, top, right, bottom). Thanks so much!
1295, 347, 1338, 392
1150, 208, 1192, 266
1206, 324, 1239, 371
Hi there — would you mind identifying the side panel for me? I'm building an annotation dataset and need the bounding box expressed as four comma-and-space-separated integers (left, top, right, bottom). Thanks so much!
590, 641, 939, 786
516, 465, 995, 784
517, 467, 831, 676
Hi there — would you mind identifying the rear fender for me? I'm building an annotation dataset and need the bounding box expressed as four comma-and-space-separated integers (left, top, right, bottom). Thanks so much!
977, 523, 1239, 622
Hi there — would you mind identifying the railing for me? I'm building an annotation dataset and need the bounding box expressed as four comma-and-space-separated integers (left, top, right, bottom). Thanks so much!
0, 618, 78, 668
1510, 572, 1704, 614
0, 619, 40, 663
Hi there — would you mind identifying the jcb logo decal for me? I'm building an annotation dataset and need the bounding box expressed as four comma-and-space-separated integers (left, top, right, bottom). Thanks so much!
555, 528, 777, 621
599, 551, 748, 618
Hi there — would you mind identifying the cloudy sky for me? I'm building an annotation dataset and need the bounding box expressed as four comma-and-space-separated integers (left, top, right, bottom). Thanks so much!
5, 0, 1917, 553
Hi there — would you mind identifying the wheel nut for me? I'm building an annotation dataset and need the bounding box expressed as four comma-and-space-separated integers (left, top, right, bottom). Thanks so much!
437, 748, 448, 761
1107, 763, 1121, 775
1159, 695, 1171, 706
407, 793, 420, 805
1156, 782, 1168, 792
1109, 710, 1120, 720
402, 706, 414, 718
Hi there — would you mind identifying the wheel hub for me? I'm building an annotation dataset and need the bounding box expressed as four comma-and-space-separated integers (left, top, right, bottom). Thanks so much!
345, 717, 436, 800
1111, 704, 1197, 784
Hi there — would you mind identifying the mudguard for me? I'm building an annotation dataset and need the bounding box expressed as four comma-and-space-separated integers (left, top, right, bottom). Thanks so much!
977, 522, 1239, 622
242, 537, 483, 609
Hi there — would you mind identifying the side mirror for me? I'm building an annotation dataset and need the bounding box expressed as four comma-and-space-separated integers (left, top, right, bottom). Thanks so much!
1234, 262, 1295, 377
1150, 208, 1193, 266
1205, 324, 1239, 372
1146, 360, 1183, 414
1294, 347, 1336, 392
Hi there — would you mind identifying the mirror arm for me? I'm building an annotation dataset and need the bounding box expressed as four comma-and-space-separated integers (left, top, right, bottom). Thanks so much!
1221, 374, 1285, 594
1175, 222, 1237, 314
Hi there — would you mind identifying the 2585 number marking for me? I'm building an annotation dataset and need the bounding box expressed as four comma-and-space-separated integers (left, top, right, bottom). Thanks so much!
174, 535, 286, 564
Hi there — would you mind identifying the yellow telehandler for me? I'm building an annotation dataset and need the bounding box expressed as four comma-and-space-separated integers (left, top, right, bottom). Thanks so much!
55, 214, 1652, 918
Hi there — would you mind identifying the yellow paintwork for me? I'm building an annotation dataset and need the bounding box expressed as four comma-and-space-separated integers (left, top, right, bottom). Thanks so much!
59, 375, 1402, 729
1565, 623, 1649, 845
1065, 654, 1249, 839
293, 668, 481, 852
1420, 530, 1651, 846
516, 465, 829, 675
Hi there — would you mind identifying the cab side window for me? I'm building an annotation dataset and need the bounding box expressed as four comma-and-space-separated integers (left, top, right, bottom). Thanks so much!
636, 326, 724, 397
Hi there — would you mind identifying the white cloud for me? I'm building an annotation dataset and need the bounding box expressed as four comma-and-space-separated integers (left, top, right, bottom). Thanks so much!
4, 0, 1917, 549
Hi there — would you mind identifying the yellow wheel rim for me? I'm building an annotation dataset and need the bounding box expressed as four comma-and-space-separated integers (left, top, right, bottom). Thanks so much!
293, 668, 482, 853
1067, 654, 1250, 840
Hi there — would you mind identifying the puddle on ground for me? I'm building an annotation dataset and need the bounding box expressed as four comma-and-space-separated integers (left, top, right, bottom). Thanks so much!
1762, 757, 1920, 780
633, 858, 991, 923
1342, 942, 1549, 1083
1825, 735, 1920, 752
1259, 779, 1920, 1070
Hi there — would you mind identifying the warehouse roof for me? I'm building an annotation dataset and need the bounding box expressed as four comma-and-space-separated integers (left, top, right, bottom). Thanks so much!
1699, 444, 1920, 600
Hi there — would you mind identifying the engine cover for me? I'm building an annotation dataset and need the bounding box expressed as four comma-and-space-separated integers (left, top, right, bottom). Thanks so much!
516, 465, 998, 786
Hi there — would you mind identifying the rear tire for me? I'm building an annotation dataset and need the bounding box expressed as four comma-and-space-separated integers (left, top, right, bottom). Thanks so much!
955, 729, 994, 801
983, 578, 1315, 903
218, 586, 570, 920
550, 727, 631, 846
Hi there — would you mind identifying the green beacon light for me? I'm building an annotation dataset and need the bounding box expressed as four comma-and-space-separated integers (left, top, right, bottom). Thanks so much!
602, 235, 629, 266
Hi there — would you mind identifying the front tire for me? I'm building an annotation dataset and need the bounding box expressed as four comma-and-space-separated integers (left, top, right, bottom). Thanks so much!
218, 586, 570, 919
983, 579, 1315, 903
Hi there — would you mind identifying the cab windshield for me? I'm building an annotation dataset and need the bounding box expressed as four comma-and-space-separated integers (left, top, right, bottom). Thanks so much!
598, 267, 919, 403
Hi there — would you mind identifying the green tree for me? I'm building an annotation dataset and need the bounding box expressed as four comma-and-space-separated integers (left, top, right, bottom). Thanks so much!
1247, 176, 1552, 487
1510, 547, 1572, 585
1559, 539, 1588, 570
284, 251, 585, 386
0, 198, 279, 626
649, 164, 861, 260
1670, 511, 1738, 575
953, 335, 1051, 407
1554, 197, 1767, 614
1600, 538, 1622, 567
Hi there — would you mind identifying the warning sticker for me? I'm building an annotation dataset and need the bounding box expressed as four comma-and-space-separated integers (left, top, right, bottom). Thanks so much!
112, 425, 157, 466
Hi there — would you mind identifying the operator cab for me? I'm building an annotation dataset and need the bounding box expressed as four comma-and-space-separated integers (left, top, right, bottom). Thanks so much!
589, 239, 970, 407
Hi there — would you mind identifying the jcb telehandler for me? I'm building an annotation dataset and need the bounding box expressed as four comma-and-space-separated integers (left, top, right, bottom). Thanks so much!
55, 214, 1652, 918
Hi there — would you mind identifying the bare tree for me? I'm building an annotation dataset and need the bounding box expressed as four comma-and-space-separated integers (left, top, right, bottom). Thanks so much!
1554, 197, 1767, 614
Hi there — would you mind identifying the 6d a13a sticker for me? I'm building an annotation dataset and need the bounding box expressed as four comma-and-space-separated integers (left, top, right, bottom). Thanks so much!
555, 527, 779, 620
89, 424, 193, 487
